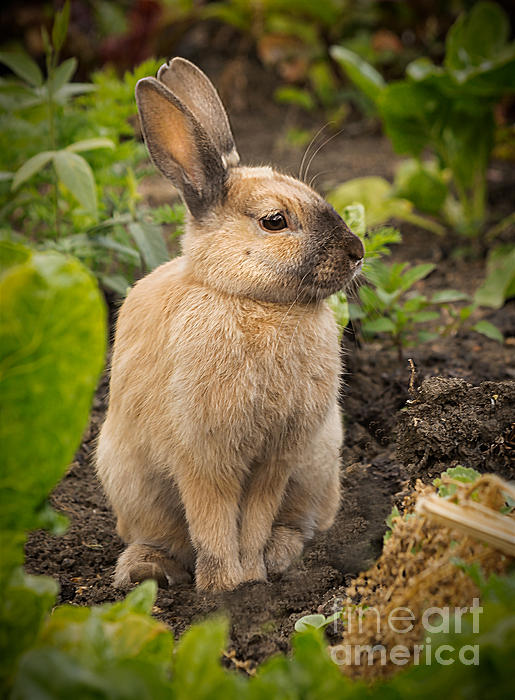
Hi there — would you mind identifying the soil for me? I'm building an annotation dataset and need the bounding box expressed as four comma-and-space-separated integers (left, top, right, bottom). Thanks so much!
24, 60, 515, 670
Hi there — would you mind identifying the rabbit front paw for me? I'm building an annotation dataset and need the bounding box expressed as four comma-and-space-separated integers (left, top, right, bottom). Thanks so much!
114, 543, 192, 589
195, 551, 244, 592
265, 526, 304, 574
240, 553, 267, 583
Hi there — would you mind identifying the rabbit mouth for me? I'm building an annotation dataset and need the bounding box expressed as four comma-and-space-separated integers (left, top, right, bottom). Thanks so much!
294, 252, 362, 300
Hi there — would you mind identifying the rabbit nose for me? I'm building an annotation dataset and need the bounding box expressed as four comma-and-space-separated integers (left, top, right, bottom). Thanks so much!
346, 231, 365, 264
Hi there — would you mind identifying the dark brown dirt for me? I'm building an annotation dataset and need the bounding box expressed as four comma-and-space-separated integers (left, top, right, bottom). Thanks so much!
24, 71, 515, 667
397, 377, 514, 481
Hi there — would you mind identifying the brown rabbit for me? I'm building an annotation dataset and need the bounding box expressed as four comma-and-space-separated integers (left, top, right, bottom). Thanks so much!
96, 58, 364, 592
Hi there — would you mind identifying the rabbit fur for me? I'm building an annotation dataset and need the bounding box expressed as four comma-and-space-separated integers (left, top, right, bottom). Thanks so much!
96, 58, 364, 592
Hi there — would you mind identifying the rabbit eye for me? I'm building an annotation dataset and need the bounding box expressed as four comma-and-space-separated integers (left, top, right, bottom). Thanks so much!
259, 213, 288, 232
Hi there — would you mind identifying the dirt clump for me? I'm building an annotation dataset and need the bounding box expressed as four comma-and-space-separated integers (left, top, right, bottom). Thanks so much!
397, 377, 515, 482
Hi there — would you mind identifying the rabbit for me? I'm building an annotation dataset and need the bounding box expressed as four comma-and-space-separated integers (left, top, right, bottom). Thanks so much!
96, 57, 364, 592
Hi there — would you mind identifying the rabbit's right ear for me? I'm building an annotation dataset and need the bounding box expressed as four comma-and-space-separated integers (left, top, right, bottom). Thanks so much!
135, 77, 227, 218
157, 58, 240, 169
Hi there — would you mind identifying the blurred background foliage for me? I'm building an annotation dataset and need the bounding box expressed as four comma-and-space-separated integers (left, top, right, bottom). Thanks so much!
0, 0, 513, 329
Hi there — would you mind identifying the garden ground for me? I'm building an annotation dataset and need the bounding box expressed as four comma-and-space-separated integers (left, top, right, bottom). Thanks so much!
25, 66, 515, 670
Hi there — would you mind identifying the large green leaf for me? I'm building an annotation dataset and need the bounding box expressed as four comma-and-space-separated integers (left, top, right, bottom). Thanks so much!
0, 569, 58, 688
128, 221, 169, 271
330, 46, 385, 103
474, 246, 515, 309
445, 1, 510, 74
327, 176, 444, 234
0, 51, 43, 87
53, 151, 98, 216
50, 57, 77, 93
393, 159, 448, 216
0, 243, 106, 536
12, 151, 55, 190
378, 81, 436, 156
172, 618, 242, 700
66, 138, 115, 153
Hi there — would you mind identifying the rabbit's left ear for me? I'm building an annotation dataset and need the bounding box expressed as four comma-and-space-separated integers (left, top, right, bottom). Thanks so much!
136, 77, 227, 218
157, 58, 240, 168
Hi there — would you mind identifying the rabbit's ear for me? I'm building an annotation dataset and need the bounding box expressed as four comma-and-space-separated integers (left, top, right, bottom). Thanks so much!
157, 58, 240, 168
135, 77, 227, 218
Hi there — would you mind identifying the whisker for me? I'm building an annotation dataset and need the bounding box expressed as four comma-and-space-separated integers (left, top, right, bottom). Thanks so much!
308, 169, 334, 190
299, 122, 332, 183
303, 128, 345, 185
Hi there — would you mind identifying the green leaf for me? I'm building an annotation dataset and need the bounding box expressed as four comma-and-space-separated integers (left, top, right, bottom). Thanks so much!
399, 263, 435, 292
342, 203, 366, 238
40, 582, 173, 669
12, 151, 55, 190
0, 51, 44, 87
433, 466, 481, 497
112, 579, 157, 617
34, 502, 69, 535
98, 273, 131, 296
51, 57, 77, 93
474, 247, 515, 309
328, 291, 349, 329
91, 235, 140, 265
330, 46, 385, 103
0, 243, 106, 538
378, 81, 434, 156
53, 151, 97, 216
358, 284, 383, 311
417, 330, 438, 343
294, 614, 327, 632
393, 159, 448, 215
362, 317, 396, 334
445, 1, 510, 74
410, 310, 439, 323
66, 138, 115, 153
0, 568, 58, 686
430, 289, 469, 304
274, 86, 315, 111
472, 320, 504, 343
172, 618, 241, 699
52, 0, 71, 54
327, 176, 443, 234
128, 221, 169, 271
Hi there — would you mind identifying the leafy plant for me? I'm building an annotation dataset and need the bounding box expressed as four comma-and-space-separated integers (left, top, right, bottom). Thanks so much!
328, 203, 400, 330
1, 2, 110, 227
327, 176, 445, 235
0, 5, 181, 296
332, 2, 515, 236
0, 241, 106, 686
433, 466, 482, 498
350, 258, 504, 357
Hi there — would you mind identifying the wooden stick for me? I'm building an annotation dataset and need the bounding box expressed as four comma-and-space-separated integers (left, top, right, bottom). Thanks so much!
416, 494, 515, 557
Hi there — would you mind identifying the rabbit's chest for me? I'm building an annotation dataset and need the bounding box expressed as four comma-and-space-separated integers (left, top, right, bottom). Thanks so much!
176, 306, 341, 457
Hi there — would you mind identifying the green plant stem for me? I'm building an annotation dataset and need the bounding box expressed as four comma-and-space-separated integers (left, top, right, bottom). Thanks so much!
46, 48, 60, 239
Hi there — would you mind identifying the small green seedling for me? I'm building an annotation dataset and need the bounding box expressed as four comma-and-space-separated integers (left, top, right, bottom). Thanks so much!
433, 466, 482, 498
294, 612, 342, 633
349, 259, 440, 359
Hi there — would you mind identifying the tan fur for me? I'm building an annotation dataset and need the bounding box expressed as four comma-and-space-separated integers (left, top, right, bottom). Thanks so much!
96, 59, 363, 591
